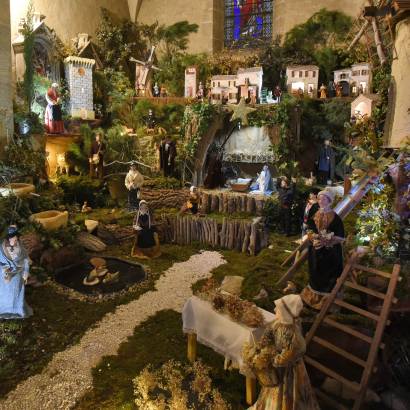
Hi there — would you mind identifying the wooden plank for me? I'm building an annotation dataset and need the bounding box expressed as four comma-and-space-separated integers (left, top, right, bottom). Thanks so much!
352, 263, 391, 279
312, 336, 367, 367
276, 248, 308, 285
323, 317, 385, 349
344, 280, 387, 300
333, 299, 380, 322
305, 356, 360, 393
305, 261, 355, 345
281, 238, 309, 267
246, 376, 257, 406
353, 264, 401, 410
187, 333, 197, 363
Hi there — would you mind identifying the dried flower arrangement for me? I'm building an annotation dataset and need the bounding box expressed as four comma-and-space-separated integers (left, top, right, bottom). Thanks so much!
133, 359, 231, 410
197, 278, 265, 328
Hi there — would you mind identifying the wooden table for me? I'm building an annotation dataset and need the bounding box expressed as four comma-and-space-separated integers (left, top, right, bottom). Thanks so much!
182, 296, 275, 406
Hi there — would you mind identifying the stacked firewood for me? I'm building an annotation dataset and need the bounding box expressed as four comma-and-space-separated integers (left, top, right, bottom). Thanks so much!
140, 188, 189, 210
160, 214, 268, 255
200, 190, 268, 216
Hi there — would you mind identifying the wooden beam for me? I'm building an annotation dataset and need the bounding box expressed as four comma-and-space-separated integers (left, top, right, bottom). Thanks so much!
312, 336, 367, 367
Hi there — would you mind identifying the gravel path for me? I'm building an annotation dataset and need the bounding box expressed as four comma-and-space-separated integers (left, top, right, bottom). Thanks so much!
0, 251, 225, 410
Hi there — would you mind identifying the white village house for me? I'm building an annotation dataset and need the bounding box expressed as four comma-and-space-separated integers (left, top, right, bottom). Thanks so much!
285, 65, 319, 97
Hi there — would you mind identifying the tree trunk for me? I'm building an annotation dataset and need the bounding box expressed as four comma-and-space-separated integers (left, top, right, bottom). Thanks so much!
246, 197, 255, 213
348, 20, 370, 51
242, 224, 251, 253
218, 193, 224, 213
211, 194, 219, 212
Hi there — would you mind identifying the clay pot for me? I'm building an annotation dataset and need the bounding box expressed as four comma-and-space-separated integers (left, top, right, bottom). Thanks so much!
0, 183, 35, 197
85, 219, 99, 233
30, 210, 69, 231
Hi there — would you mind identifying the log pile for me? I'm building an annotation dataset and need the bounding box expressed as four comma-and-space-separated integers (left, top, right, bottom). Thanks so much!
199, 190, 268, 216
140, 188, 189, 210
159, 214, 268, 255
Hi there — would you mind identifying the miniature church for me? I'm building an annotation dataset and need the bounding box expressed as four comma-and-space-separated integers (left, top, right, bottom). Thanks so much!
0, 1, 409, 409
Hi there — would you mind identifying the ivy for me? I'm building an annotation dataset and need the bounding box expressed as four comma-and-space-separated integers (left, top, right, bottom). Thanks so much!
180, 103, 219, 161
21, 1, 35, 111
356, 180, 400, 258
248, 97, 299, 177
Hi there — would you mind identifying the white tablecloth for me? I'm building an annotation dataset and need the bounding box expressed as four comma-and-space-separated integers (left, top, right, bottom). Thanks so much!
182, 296, 275, 376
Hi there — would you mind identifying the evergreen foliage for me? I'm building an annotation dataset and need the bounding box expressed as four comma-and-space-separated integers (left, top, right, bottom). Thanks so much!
21, 1, 35, 111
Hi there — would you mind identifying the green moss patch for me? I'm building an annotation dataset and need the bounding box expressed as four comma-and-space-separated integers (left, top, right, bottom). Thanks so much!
0, 242, 200, 397
76, 310, 246, 410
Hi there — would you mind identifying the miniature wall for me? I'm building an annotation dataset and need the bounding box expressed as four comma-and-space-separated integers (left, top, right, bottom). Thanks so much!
0, 0, 13, 154
136, 0, 224, 54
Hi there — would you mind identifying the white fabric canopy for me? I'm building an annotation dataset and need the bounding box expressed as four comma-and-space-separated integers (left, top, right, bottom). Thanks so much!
182, 296, 275, 376
222, 126, 275, 163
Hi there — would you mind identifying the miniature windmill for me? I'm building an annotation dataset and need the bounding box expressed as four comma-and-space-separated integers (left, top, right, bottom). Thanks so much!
130, 45, 161, 97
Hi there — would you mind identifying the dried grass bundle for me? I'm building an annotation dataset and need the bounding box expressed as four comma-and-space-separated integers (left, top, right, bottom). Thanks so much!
212, 294, 225, 311
242, 302, 265, 328
225, 295, 244, 321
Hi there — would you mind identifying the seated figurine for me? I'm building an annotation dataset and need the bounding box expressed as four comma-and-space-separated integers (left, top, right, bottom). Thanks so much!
131, 200, 161, 259
250, 165, 273, 195
0, 226, 33, 319
180, 186, 199, 214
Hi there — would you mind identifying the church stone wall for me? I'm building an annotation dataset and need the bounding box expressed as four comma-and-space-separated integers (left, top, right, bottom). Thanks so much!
273, 0, 362, 39
10, 0, 130, 45
136, 0, 224, 54
0, 0, 13, 152
385, 17, 410, 148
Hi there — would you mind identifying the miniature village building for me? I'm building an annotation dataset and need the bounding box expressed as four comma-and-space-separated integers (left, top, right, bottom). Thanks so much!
351, 93, 380, 120
333, 62, 372, 96
285, 65, 319, 97
210, 67, 263, 104
236, 67, 263, 102
211, 75, 239, 104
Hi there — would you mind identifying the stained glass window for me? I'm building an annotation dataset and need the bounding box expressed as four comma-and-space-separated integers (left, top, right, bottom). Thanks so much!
224, 0, 273, 48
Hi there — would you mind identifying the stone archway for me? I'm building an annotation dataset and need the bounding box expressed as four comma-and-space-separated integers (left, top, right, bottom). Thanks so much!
32, 29, 61, 82
191, 112, 226, 186
12, 17, 61, 83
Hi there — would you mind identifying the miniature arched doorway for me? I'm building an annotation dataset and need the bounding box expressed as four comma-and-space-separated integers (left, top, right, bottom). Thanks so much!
32, 31, 61, 82
339, 81, 350, 97
191, 113, 226, 186
30, 26, 62, 121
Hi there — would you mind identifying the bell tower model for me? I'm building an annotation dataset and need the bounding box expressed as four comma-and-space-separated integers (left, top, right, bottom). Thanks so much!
64, 56, 95, 120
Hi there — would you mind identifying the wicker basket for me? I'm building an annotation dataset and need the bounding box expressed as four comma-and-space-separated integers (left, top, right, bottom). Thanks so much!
230, 181, 251, 192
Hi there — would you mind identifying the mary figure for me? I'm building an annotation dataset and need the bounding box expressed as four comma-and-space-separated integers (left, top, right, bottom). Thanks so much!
0, 226, 32, 319
251, 165, 273, 195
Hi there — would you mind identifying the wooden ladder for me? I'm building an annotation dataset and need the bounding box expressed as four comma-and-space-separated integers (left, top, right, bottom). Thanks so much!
304, 256, 401, 410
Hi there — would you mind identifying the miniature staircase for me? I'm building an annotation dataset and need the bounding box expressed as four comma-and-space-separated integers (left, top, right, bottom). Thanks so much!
277, 173, 378, 285
304, 255, 401, 410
